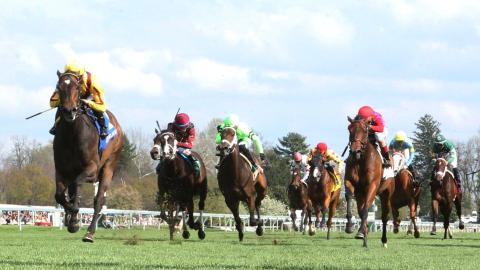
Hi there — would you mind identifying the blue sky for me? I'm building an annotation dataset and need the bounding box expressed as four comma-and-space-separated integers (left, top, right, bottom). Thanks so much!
1, 0, 479, 153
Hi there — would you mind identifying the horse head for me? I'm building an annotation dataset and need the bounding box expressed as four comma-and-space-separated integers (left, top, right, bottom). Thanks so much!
434, 158, 448, 182
56, 70, 82, 122
289, 164, 302, 191
150, 129, 177, 161
219, 127, 238, 155
392, 152, 406, 174
347, 116, 370, 160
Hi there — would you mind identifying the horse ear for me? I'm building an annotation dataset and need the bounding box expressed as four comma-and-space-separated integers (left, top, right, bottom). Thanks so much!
347, 116, 353, 123
155, 128, 159, 134
57, 70, 61, 77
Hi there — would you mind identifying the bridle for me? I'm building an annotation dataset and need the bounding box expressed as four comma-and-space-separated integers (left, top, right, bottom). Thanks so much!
434, 158, 448, 181
220, 127, 238, 155
153, 131, 177, 160
349, 120, 370, 159
57, 72, 83, 120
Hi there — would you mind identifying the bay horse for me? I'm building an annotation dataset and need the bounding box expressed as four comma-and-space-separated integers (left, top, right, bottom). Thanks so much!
430, 158, 464, 239
287, 165, 311, 233
150, 130, 208, 240
307, 156, 341, 239
53, 70, 124, 242
391, 152, 421, 238
344, 117, 395, 248
217, 127, 268, 241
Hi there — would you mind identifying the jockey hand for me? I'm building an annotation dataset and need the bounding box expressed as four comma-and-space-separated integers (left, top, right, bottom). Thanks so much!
329, 161, 337, 168
183, 149, 191, 155
80, 99, 90, 106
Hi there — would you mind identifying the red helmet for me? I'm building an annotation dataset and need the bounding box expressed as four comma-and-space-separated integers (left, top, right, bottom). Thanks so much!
174, 113, 190, 129
357, 105, 374, 119
316, 142, 327, 154
293, 152, 302, 162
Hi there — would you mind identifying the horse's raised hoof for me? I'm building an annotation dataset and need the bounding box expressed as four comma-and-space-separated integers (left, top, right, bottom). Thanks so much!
198, 230, 206, 240
393, 227, 399, 234
82, 232, 94, 243
67, 223, 80, 234
256, 226, 264, 236
182, 230, 190, 239
459, 221, 465, 230
355, 232, 365, 239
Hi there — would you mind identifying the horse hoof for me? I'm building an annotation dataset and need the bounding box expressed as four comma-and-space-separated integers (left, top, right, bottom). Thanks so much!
256, 226, 264, 236
239, 232, 244, 242
406, 230, 412, 235
459, 222, 465, 230
182, 230, 190, 239
345, 225, 354, 234
430, 231, 436, 236
308, 230, 315, 236
414, 231, 420, 238
67, 223, 80, 234
198, 230, 206, 240
382, 243, 388, 248
393, 227, 399, 234
82, 233, 94, 243
355, 232, 365, 239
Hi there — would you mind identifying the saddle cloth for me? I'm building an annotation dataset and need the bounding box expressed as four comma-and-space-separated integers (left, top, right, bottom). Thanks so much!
85, 109, 117, 151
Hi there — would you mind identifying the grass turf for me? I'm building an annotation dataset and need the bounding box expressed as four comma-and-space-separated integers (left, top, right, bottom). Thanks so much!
0, 226, 479, 269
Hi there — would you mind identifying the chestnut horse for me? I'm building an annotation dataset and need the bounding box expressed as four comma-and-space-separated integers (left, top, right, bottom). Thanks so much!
308, 156, 341, 239
344, 117, 395, 248
53, 70, 124, 242
150, 130, 208, 240
430, 158, 464, 239
287, 165, 311, 233
391, 152, 421, 238
217, 127, 268, 241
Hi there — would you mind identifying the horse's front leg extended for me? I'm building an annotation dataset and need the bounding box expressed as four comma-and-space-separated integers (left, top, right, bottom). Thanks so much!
431, 199, 439, 235
290, 208, 298, 231
66, 182, 81, 233
345, 182, 355, 234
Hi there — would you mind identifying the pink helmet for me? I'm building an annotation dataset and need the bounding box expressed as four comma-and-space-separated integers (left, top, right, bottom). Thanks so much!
357, 105, 374, 119
316, 142, 327, 154
174, 113, 190, 129
293, 152, 302, 162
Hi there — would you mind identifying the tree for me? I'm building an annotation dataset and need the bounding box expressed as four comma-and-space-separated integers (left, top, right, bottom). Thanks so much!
193, 118, 223, 180
274, 132, 309, 158
115, 136, 137, 182
108, 183, 143, 210
127, 128, 156, 179
264, 148, 290, 203
411, 114, 441, 216
457, 134, 480, 215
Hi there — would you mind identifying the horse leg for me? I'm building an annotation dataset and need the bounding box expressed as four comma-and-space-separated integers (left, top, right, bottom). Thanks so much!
307, 204, 315, 236
314, 204, 322, 229
157, 182, 167, 221
54, 177, 74, 225
66, 182, 81, 233
167, 203, 177, 241
226, 199, 244, 241
442, 205, 452, 240
320, 208, 327, 228
392, 207, 400, 234
455, 194, 464, 230
255, 196, 264, 237
182, 209, 190, 239
380, 192, 391, 248
354, 192, 366, 240
290, 209, 298, 231
326, 193, 338, 240
410, 199, 420, 238
197, 179, 207, 240
431, 199, 439, 235
345, 184, 355, 234
187, 199, 196, 230
362, 184, 379, 248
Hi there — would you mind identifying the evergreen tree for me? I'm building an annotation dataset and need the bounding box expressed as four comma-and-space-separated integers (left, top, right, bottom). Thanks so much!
274, 132, 309, 158
115, 136, 137, 179
411, 114, 441, 216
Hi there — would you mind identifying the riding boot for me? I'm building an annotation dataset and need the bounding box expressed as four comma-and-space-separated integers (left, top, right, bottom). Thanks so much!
49, 109, 60, 135
453, 168, 462, 194
239, 145, 257, 172
94, 111, 108, 138
189, 155, 201, 178
381, 146, 391, 167
408, 164, 418, 184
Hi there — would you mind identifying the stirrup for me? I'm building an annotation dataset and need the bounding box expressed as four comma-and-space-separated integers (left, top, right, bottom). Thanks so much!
49, 126, 56, 135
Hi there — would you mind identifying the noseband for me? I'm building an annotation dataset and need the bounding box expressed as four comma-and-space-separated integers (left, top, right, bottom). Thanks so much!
221, 127, 238, 155
349, 121, 370, 158
156, 132, 177, 160
57, 72, 82, 118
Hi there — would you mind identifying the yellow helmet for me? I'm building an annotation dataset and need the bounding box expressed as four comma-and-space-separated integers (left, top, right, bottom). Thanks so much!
64, 60, 85, 75
394, 131, 407, 141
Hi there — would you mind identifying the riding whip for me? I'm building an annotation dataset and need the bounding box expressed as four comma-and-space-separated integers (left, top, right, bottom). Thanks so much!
341, 143, 349, 157
25, 107, 55, 120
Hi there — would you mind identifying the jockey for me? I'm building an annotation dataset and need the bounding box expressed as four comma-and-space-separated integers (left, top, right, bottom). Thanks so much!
431, 134, 461, 192
166, 112, 200, 177
307, 142, 343, 186
215, 114, 265, 171
49, 60, 108, 138
389, 131, 418, 182
355, 105, 391, 167
290, 152, 309, 184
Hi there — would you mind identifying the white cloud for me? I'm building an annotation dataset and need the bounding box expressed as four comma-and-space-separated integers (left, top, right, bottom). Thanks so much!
0, 84, 52, 114
53, 43, 164, 97
177, 58, 271, 94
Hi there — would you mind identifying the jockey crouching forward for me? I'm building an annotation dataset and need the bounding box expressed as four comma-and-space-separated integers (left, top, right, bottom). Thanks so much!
389, 130, 418, 183
166, 113, 201, 177
307, 142, 343, 186
49, 60, 108, 138
215, 114, 266, 172
290, 152, 309, 185
355, 105, 391, 167
431, 134, 461, 193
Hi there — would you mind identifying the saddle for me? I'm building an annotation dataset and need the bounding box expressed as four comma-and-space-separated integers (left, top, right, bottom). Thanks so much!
85, 109, 117, 151
239, 153, 262, 182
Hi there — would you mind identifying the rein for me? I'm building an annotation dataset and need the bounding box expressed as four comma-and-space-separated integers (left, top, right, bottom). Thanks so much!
57, 72, 83, 118
221, 127, 238, 155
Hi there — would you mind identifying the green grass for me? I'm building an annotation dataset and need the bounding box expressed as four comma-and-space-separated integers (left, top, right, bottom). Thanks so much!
0, 226, 479, 269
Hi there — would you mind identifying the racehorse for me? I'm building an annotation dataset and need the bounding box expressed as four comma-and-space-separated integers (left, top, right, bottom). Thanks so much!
307, 156, 341, 239
53, 70, 124, 242
391, 152, 421, 238
150, 130, 208, 240
344, 117, 395, 248
217, 127, 268, 241
430, 158, 464, 239
287, 165, 311, 233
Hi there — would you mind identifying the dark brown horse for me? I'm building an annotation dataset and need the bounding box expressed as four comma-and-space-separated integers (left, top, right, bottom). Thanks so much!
53, 70, 124, 242
430, 158, 464, 239
287, 165, 311, 233
150, 130, 208, 240
217, 127, 268, 241
391, 152, 421, 238
344, 117, 395, 248
307, 156, 341, 239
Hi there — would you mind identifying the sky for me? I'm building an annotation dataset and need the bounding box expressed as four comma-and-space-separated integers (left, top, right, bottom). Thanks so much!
1, 0, 480, 154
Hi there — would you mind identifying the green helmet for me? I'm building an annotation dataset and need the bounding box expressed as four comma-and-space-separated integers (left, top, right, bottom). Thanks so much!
224, 114, 239, 127
435, 134, 447, 144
